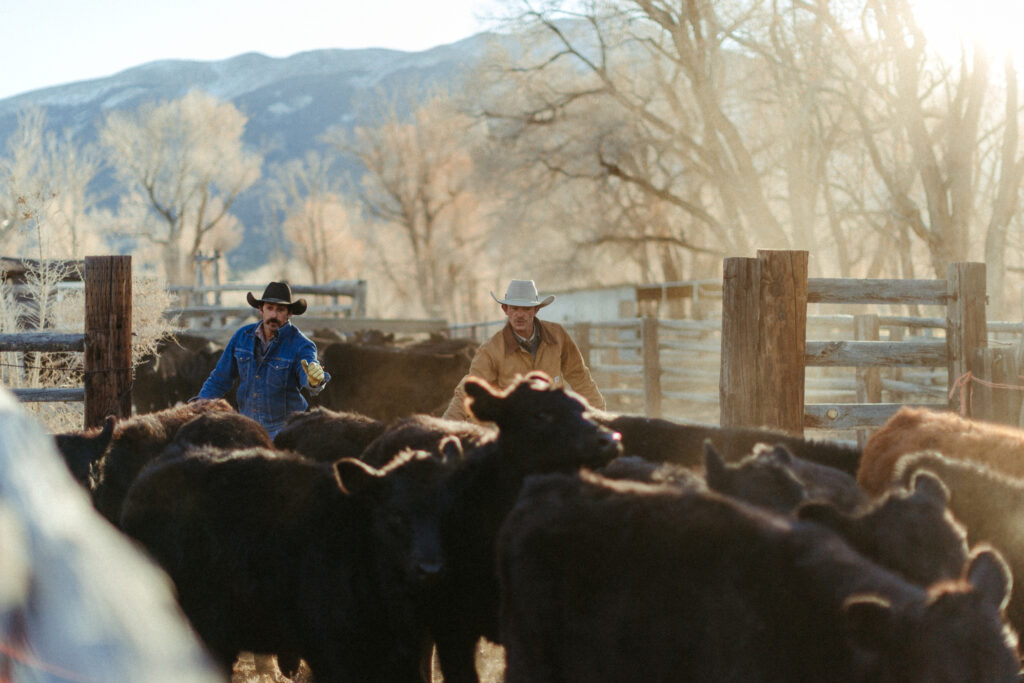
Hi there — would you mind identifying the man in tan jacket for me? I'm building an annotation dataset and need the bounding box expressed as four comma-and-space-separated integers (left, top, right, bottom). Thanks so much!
443, 279, 605, 421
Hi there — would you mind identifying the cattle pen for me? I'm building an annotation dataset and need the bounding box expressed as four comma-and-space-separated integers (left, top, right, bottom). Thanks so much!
450, 250, 1022, 443
0, 255, 132, 429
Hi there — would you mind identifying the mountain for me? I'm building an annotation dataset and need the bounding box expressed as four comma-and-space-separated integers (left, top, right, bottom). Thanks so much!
0, 34, 499, 271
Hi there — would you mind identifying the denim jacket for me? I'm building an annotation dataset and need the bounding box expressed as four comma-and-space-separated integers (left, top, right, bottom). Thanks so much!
197, 321, 330, 437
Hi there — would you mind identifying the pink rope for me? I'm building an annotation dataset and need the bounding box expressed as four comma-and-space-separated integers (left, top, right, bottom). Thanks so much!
948, 371, 1024, 417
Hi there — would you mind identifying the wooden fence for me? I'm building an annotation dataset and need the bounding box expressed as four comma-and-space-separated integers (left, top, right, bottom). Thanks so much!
166, 280, 369, 332
0, 255, 133, 428
449, 252, 1016, 442
717, 251, 987, 435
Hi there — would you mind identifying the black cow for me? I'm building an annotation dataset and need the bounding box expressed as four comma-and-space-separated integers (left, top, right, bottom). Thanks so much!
705, 443, 969, 587
133, 334, 230, 413
54, 399, 236, 525
595, 412, 862, 475
170, 409, 273, 450
272, 406, 387, 462
314, 337, 476, 421
703, 441, 808, 513
498, 469, 1019, 682
797, 468, 969, 587
358, 414, 495, 468
894, 450, 1024, 638
751, 443, 869, 513
424, 372, 623, 683
119, 444, 457, 681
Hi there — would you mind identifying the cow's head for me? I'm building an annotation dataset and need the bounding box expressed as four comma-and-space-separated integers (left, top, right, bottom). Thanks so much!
465, 372, 621, 472
54, 415, 116, 488
334, 443, 459, 585
703, 441, 807, 514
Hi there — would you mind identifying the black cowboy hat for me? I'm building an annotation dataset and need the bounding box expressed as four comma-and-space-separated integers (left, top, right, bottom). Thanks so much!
246, 281, 307, 315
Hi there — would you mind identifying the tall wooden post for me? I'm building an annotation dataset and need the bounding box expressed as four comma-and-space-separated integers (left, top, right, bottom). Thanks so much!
84, 256, 132, 428
946, 262, 986, 416
720, 257, 761, 427
757, 250, 808, 434
641, 317, 662, 418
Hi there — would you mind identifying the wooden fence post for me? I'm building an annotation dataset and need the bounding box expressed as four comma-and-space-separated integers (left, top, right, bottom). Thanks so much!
720, 257, 761, 427
757, 250, 808, 435
946, 262, 987, 416
641, 316, 662, 418
84, 256, 132, 428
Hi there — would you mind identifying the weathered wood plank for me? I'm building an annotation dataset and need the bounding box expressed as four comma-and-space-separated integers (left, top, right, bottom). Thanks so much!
804, 403, 948, 430
10, 387, 86, 402
166, 304, 354, 319
0, 333, 85, 352
805, 340, 947, 367
807, 278, 948, 305
719, 257, 761, 428
165, 280, 366, 296
174, 317, 450, 343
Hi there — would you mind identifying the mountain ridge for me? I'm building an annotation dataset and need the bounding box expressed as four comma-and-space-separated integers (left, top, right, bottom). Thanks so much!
0, 33, 499, 270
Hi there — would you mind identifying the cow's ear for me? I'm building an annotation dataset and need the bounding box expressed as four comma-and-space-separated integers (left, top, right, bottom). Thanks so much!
438, 435, 464, 463
465, 379, 499, 422
100, 414, 116, 439
965, 547, 1012, 612
908, 470, 950, 508
769, 444, 794, 465
333, 457, 382, 495
702, 441, 728, 488
843, 595, 895, 651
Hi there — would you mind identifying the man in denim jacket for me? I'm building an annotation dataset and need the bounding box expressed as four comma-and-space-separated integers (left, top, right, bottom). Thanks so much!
196, 281, 330, 438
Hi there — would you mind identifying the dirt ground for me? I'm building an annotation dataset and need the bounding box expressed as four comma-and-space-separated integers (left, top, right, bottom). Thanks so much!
231, 641, 506, 683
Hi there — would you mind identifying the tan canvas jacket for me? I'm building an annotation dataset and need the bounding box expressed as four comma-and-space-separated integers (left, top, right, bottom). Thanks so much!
443, 319, 605, 421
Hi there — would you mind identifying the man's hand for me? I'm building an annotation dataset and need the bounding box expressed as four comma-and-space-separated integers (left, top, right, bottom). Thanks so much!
301, 359, 324, 388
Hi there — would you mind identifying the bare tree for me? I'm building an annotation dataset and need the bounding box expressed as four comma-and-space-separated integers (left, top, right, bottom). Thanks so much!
99, 91, 262, 285
471, 0, 1024, 320
263, 151, 366, 284
474, 0, 805, 281
792, 0, 1024, 314
326, 89, 491, 321
0, 107, 104, 259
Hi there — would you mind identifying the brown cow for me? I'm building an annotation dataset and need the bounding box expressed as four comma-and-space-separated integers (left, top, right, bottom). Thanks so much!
857, 406, 1024, 496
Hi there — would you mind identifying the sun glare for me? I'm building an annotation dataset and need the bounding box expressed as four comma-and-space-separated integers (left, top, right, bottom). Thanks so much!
912, 0, 1024, 62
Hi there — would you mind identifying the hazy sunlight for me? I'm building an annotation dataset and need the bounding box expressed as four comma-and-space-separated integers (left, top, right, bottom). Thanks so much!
913, 0, 1024, 61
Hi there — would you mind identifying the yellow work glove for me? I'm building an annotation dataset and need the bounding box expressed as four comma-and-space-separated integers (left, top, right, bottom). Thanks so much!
301, 359, 324, 388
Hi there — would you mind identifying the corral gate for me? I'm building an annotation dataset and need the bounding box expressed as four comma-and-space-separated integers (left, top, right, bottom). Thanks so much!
719, 250, 986, 436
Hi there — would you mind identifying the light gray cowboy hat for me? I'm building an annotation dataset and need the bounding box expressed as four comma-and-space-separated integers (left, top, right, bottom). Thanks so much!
490, 279, 555, 308
246, 281, 307, 315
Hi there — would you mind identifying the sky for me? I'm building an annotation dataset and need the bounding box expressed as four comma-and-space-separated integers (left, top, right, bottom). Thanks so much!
0, 0, 505, 100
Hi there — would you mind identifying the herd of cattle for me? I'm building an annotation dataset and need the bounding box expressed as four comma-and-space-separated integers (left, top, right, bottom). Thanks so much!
132, 332, 479, 421
9, 355, 1024, 680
